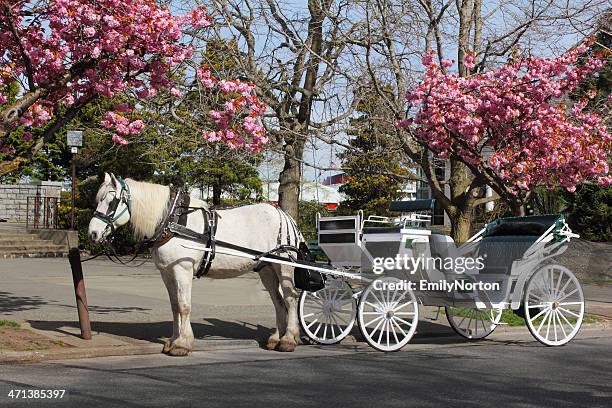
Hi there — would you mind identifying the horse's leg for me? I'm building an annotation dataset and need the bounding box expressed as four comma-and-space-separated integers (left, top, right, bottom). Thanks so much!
159, 265, 180, 354
258, 264, 287, 350
277, 264, 299, 352
162, 261, 195, 356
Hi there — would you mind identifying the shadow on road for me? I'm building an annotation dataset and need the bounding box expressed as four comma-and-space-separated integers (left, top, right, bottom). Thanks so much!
25, 316, 465, 348
0, 291, 48, 313
27, 318, 274, 345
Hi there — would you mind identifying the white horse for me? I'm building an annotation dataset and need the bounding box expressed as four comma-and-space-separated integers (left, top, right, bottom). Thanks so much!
88, 173, 303, 356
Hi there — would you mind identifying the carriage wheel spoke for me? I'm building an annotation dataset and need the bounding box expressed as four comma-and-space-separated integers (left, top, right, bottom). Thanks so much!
467, 310, 475, 335
557, 288, 578, 303
456, 311, 468, 329
529, 307, 548, 322
306, 317, 319, 329
370, 290, 385, 309
309, 296, 325, 307
557, 308, 575, 331
558, 306, 581, 318
393, 300, 413, 312
386, 321, 390, 348
377, 321, 386, 345
558, 302, 583, 306
313, 322, 323, 337
528, 292, 546, 303
389, 319, 399, 344
552, 310, 558, 342
549, 268, 556, 294
480, 313, 488, 333
370, 316, 385, 337
363, 315, 384, 328
337, 297, 354, 306
391, 318, 407, 337
556, 278, 572, 300
394, 316, 414, 328
363, 301, 382, 311
528, 304, 548, 309
389, 286, 399, 306
555, 311, 567, 338
553, 271, 564, 297
333, 312, 350, 325
536, 310, 551, 335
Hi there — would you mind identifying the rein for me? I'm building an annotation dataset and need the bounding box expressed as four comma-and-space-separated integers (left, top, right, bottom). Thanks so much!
89, 180, 300, 278
89, 180, 216, 276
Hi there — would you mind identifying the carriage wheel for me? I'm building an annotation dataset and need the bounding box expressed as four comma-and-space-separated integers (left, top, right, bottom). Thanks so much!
298, 279, 357, 345
524, 264, 584, 346
446, 306, 502, 340
357, 277, 418, 352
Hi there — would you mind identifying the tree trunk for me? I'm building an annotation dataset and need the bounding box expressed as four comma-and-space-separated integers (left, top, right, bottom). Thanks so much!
450, 206, 473, 243
212, 183, 222, 206
510, 202, 525, 216
278, 140, 304, 219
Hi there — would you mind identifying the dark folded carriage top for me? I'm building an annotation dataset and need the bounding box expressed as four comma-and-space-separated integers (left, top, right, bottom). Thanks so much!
485, 214, 561, 237
390, 199, 435, 213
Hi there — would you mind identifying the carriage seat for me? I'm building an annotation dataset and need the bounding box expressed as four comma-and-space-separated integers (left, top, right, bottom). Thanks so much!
477, 221, 547, 274
429, 233, 459, 260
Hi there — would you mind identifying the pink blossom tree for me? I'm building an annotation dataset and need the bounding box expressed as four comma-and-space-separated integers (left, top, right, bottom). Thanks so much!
0, 0, 266, 176
399, 39, 611, 215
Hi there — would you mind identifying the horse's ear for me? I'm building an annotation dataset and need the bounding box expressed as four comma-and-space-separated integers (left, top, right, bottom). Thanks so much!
104, 172, 111, 184
110, 174, 120, 189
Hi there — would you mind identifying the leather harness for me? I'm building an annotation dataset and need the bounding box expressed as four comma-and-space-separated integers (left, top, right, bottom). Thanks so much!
143, 188, 218, 278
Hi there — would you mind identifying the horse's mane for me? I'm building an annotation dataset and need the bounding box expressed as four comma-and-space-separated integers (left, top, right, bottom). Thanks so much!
125, 179, 170, 239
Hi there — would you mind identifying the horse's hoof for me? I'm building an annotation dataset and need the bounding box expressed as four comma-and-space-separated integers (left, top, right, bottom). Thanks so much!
265, 339, 279, 350
266, 335, 280, 350
167, 345, 192, 357
278, 340, 296, 352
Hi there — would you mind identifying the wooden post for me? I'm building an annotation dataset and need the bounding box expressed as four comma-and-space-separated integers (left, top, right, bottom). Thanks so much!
71, 152, 76, 230
68, 248, 92, 340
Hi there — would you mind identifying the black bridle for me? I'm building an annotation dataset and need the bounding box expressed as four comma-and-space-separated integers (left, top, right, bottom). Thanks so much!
93, 177, 132, 240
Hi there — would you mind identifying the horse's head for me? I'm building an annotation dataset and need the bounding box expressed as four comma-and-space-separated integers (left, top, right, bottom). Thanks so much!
88, 172, 132, 243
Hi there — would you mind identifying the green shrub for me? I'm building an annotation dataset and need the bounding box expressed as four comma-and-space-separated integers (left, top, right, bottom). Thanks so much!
298, 201, 331, 242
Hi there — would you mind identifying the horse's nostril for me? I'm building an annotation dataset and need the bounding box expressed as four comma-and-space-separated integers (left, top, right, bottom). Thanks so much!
90, 231, 98, 241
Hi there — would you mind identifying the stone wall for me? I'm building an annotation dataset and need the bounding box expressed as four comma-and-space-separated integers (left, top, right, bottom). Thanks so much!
0, 181, 62, 224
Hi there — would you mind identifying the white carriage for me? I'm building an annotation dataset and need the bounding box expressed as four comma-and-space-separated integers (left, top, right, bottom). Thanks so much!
298, 200, 585, 351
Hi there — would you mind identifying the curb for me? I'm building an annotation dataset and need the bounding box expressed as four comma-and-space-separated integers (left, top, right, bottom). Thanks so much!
2, 322, 608, 365
0, 338, 260, 365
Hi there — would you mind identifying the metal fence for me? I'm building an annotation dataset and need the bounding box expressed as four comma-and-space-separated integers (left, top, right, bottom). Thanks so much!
26, 196, 59, 229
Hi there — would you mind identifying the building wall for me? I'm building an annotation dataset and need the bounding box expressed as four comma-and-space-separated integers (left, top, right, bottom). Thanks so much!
0, 182, 62, 223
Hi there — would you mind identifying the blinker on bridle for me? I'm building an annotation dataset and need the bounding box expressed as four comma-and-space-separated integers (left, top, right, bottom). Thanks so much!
93, 177, 132, 238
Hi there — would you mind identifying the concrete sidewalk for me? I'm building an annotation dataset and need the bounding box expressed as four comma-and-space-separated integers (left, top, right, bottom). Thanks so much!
0, 257, 610, 363
583, 284, 612, 318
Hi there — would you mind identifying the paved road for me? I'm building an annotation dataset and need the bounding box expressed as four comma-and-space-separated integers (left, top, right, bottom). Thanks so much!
0, 330, 611, 408
0, 258, 279, 342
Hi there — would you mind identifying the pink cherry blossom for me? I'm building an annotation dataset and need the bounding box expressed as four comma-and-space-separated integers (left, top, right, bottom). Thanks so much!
1, 0, 267, 153
400, 38, 610, 195
112, 134, 129, 145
